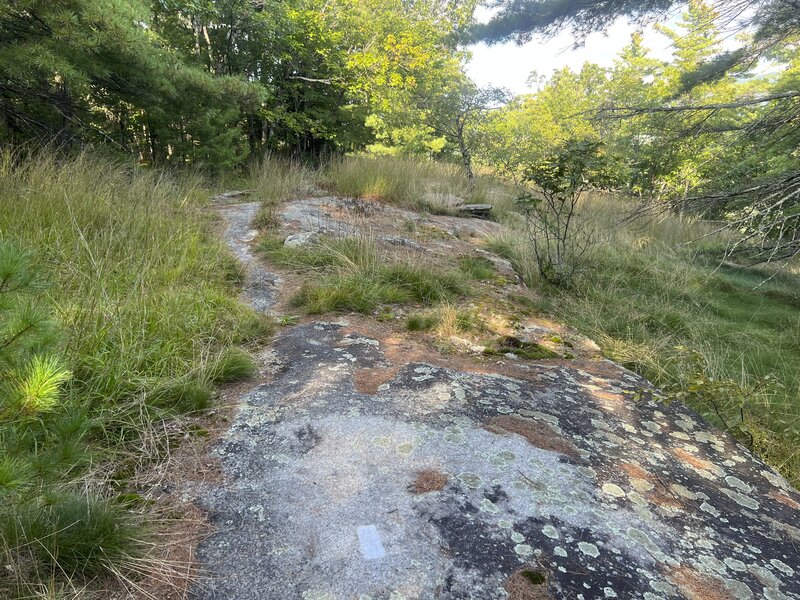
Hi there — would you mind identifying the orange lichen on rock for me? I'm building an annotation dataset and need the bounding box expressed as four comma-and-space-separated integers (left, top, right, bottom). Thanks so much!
769, 490, 800, 511
353, 366, 400, 394
620, 462, 685, 511
671, 447, 719, 474
666, 566, 736, 600
486, 416, 581, 459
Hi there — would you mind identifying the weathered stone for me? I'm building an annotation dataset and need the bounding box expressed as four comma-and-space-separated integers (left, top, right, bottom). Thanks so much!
283, 231, 320, 247
216, 202, 280, 314
191, 323, 800, 600
381, 235, 423, 250
456, 203, 493, 218
213, 190, 252, 202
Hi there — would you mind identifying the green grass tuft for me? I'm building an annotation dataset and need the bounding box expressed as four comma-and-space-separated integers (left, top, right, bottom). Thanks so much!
206, 347, 258, 384
457, 256, 496, 280
149, 378, 214, 412
407, 313, 440, 331
2, 494, 144, 577
260, 235, 471, 314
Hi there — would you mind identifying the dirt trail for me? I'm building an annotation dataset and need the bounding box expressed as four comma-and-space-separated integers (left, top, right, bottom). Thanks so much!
188, 199, 800, 600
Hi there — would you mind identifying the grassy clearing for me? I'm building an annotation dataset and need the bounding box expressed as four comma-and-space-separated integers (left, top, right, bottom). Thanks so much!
0, 152, 270, 597
323, 155, 516, 215
489, 194, 800, 484
258, 235, 473, 314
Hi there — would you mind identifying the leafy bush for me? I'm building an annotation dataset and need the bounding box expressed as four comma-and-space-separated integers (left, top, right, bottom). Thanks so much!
514, 140, 619, 286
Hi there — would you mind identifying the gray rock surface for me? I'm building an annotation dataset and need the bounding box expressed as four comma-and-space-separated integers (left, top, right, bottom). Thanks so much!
284, 231, 320, 247
192, 200, 800, 600
217, 202, 281, 314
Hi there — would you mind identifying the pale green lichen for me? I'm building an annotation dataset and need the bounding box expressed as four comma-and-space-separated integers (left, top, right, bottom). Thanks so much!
542, 525, 560, 540
458, 472, 482, 489
514, 544, 534, 557
602, 483, 626, 498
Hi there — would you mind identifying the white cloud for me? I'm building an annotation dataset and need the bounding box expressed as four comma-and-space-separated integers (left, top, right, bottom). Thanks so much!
466, 16, 674, 96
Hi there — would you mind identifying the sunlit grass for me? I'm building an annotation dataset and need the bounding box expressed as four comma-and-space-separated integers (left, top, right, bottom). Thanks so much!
323, 155, 515, 216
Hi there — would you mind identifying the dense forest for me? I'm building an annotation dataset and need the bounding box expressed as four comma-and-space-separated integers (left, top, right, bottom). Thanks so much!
1, 0, 800, 597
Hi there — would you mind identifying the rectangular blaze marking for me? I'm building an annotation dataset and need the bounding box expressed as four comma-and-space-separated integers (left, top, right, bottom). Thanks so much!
357, 525, 386, 560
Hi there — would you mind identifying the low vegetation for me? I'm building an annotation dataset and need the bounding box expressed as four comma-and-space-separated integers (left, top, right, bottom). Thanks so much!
323, 155, 515, 215
259, 235, 472, 314
489, 195, 800, 484
250, 155, 316, 230
0, 153, 270, 597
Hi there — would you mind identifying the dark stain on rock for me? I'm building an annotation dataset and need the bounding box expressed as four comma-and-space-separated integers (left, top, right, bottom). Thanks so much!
504, 568, 552, 600
429, 510, 525, 578
294, 423, 321, 452
484, 484, 510, 505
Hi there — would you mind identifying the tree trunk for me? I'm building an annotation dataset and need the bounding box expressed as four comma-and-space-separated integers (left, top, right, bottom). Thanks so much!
457, 130, 475, 182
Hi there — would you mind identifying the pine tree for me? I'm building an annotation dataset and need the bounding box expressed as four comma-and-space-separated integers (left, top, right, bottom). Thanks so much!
0, 241, 69, 419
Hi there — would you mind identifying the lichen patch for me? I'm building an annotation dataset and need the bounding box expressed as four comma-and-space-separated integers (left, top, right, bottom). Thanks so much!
666, 566, 738, 600
353, 366, 400, 394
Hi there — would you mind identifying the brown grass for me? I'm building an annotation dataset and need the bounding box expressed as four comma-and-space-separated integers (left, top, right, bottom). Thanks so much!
353, 366, 400, 394
408, 469, 449, 494
504, 569, 552, 600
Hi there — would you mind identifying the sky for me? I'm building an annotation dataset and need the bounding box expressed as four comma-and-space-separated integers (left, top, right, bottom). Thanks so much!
466, 12, 676, 96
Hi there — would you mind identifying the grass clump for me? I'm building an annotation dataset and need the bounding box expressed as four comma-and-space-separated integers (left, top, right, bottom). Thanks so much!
0, 152, 269, 595
406, 303, 482, 336
260, 236, 473, 314
3, 495, 144, 578
457, 256, 496, 280
249, 154, 315, 230
205, 347, 258, 384
407, 313, 440, 331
